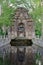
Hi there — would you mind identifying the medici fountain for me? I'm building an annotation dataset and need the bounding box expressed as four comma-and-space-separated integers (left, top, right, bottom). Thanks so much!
0, 7, 43, 65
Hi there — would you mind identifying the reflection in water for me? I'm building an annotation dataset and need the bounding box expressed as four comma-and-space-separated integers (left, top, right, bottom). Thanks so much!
0, 46, 43, 65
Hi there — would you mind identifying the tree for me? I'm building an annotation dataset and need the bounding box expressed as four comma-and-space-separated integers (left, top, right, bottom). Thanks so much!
0, 0, 42, 37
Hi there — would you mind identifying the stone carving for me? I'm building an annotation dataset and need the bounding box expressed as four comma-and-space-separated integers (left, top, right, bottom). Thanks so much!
10, 7, 34, 39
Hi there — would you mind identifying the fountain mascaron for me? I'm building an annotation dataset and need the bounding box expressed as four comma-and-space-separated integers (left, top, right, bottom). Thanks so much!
10, 7, 34, 46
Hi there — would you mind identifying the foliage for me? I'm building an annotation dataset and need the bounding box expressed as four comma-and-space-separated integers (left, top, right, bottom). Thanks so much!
35, 52, 41, 60
0, 57, 3, 65
0, 0, 42, 37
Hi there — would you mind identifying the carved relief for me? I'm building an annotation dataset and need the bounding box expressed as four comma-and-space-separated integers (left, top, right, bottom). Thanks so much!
11, 7, 34, 39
